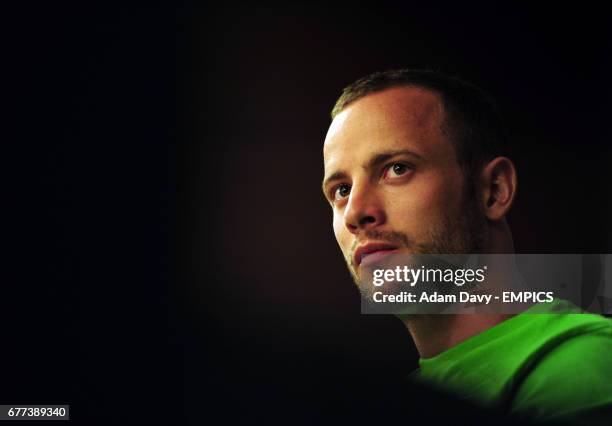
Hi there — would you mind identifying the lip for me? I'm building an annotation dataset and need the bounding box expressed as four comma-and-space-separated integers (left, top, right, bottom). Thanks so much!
353, 242, 399, 268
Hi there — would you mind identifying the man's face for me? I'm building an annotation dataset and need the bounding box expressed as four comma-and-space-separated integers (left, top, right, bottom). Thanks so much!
322, 86, 486, 286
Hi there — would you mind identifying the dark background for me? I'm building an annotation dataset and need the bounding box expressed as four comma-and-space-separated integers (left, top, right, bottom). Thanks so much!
4, 2, 611, 425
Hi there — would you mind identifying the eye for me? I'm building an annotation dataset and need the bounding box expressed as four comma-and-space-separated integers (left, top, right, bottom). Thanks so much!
384, 162, 412, 179
332, 184, 351, 202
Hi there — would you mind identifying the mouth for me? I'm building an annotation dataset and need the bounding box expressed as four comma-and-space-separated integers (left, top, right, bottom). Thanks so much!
353, 243, 399, 269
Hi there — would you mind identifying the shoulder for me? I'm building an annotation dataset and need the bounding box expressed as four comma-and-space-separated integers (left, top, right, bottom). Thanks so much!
510, 319, 612, 423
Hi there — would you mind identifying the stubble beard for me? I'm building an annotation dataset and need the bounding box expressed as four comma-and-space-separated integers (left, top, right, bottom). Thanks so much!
345, 180, 487, 295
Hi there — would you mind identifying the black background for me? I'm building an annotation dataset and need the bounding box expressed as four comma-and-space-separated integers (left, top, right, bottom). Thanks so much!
4, 2, 611, 425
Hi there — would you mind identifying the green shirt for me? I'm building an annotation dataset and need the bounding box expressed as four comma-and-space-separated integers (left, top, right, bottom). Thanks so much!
412, 299, 612, 424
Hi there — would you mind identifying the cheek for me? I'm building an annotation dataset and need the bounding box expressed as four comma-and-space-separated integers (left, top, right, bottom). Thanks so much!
385, 175, 462, 227
332, 211, 350, 252
418, 181, 459, 210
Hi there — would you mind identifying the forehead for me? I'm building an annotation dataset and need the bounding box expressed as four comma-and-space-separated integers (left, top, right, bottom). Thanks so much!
323, 86, 452, 170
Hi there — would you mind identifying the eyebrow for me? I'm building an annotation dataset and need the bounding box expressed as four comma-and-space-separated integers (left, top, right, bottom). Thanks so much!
321, 149, 424, 197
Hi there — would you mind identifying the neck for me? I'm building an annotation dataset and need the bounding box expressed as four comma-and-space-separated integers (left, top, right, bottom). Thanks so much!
403, 220, 517, 359
400, 313, 514, 358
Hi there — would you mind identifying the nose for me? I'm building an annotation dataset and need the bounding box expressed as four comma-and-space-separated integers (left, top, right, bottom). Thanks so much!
343, 183, 386, 234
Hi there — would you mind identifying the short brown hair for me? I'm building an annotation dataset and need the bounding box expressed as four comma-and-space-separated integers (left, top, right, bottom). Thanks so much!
331, 69, 509, 180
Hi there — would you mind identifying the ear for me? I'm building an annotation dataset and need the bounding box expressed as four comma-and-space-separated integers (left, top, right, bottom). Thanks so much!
480, 157, 517, 221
